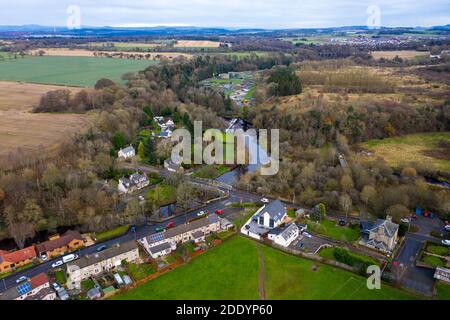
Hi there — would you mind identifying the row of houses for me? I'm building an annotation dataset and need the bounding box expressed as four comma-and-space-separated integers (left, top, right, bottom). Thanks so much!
66, 241, 139, 289
140, 214, 223, 258
0, 230, 84, 275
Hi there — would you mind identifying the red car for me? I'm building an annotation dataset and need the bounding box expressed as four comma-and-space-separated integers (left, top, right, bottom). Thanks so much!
166, 221, 174, 229
215, 209, 223, 215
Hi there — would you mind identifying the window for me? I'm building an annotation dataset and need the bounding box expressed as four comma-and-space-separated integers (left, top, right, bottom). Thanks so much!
269, 219, 274, 228
259, 216, 264, 225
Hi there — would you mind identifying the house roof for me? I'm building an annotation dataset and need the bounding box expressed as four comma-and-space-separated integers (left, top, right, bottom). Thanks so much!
87, 287, 102, 299
279, 223, 299, 241
29, 273, 49, 289
369, 219, 399, 238
24, 287, 55, 300
146, 214, 219, 245
119, 146, 135, 154
192, 231, 204, 239
0, 245, 36, 264
148, 242, 172, 255
67, 240, 138, 270
256, 200, 286, 222
35, 230, 83, 254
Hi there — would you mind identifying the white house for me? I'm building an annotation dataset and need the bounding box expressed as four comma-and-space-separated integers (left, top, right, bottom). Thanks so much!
240, 200, 287, 240
118, 172, 149, 194
268, 223, 300, 247
117, 146, 136, 159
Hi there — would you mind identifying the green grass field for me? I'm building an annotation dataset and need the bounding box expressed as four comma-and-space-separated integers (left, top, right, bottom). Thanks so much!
95, 225, 130, 242
362, 132, 450, 173
111, 236, 418, 300
0, 56, 158, 87
436, 282, 450, 300
307, 219, 360, 242
145, 183, 176, 206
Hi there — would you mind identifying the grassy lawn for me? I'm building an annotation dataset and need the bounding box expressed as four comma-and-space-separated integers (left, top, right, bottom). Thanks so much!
436, 282, 450, 300
192, 165, 231, 179
112, 236, 260, 300
111, 236, 418, 300
361, 132, 450, 172
95, 225, 130, 242
127, 262, 154, 281
426, 245, 449, 256
54, 270, 67, 285
0, 56, 158, 87
318, 247, 379, 267
0, 263, 34, 280
422, 255, 447, 268
81, 278, 96, 291
307, 219, 360, 242
145, 183, 176, 206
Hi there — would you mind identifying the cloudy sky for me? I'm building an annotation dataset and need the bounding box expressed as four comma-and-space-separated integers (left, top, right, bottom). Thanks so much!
1, 0, 449, 28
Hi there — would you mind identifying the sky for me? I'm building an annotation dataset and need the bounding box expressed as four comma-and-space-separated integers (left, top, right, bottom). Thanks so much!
0, 0, 449, 29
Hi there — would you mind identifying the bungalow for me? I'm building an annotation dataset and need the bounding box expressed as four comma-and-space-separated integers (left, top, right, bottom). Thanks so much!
35, 230, 84, 259
360, 216, 399, 253
0, 273, 56, 300
267, 223, 300, 247
66, 240, 139, 289
240, 200, 287, 240
140, 214, 221, 258
117, 146, 136, 159
164, 159, 184, 173
118, 172, 149, 194
0, 246, 36, 274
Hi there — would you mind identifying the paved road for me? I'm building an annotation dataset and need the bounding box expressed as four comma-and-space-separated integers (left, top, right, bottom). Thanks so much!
392, 216, 446, 296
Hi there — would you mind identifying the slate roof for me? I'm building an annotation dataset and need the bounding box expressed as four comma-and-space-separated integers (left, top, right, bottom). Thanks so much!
148, 242, 172, 255
369, 219, 399, 238
119, 146, 135, 154
256, 200, 286, 222
279, 223, 299, 241
35, 230, 83, 254
67, 240, 138, 270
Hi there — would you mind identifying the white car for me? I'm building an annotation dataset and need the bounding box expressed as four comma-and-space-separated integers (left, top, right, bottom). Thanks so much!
445, 225, 450, 232
197, 211, 206, 217
302, 232, 312, 238
40, 254, 48, 261
400, 218, 410, 224
51, 260, 63, 268
15, 276, 28, 284
442, 240, 450, 246
260, 198, 269, 203
52, 282, 61, 290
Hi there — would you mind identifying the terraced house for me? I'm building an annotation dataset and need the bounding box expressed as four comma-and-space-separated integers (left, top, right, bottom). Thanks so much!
66, 240, 139, 289
35, 230, 84, 259
0, 246, 36, 274
140, 214, 221, 258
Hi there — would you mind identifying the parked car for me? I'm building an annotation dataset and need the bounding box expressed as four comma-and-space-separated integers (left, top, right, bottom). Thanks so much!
15, 276, 28, 284
155, 226, 165, 232
441, 240, 450, 246
400, 218, 410, 224
302, 232, 312, 238
445, 225, 450, 232
40, 254, 48, 261
62, 253, 78, 264
96, 245, 108, 252
166, 221, 174, 229
52, 282, 61, 291
338, 219, 346, 226
51, 260, 63, 268
130, 225, 136, 233
260, 198, 269, 203
197, 211, 206, 217
215, 209, 223, 215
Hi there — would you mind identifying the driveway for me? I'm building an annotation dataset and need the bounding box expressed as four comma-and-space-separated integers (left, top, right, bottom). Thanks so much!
392, 215, 445, 296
